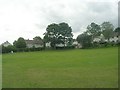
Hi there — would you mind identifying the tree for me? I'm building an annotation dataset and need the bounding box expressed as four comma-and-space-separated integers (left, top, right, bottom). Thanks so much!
13, 37, 26, 49
44, 22, 73, 48
101, 22, 114, 39
77, 33, 92, 48
44, 23, 59, 48
86, 22, 101, 39
114, 27, 120, 36
2, 45, 17, 53
59, 23, 73, 46
33, 36, 42, 40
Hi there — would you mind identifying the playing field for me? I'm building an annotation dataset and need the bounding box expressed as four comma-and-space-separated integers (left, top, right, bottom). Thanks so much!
2, 47, 118, 88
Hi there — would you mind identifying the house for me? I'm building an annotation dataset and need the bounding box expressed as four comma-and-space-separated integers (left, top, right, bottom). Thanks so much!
2, 41, 12, 47
109, 36, 118, 43
45, 42, 51, 48
109, 32, 119, 43
93, 37, 101, 43
45, 42, 67, 48
72, 41, 78, 45
72, 40, 82, 48
45, 40, 83, 48
45, 42, 65, 48
93, 34, 106, 43
92, 33, 120, 44
25, 39, 44, 48
55, 43, 65, 47
93, 34, 111, 44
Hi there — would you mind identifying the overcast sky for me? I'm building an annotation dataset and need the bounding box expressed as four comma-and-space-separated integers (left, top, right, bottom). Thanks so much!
0, 0, 119, 44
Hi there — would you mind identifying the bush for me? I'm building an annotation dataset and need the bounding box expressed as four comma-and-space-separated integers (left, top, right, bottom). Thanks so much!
77, 33, 92, 49
2, 45, 44, 53
2, 45, 17, 53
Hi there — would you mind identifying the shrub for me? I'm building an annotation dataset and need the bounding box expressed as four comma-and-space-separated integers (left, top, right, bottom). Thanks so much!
2, 45, 17, 53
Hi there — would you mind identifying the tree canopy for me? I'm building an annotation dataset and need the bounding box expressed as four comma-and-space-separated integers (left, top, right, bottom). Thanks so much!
76, 32, 92, 48
86, 22, 101, 38
101, 22, 114, 39
44, 22, 73, 48
114, 27, 120, 36
13, 37, 26, 48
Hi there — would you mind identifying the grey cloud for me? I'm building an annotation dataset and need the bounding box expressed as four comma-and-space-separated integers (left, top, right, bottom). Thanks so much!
87, 2, 112, 13
0, 0, 118, 44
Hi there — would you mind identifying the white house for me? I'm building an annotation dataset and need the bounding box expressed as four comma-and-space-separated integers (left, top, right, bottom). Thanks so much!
2, 41, 12, 47
25, 39, 44, 48
72, 41, 78, 45
46, 41, 68, 48
45, 40, 83, 48
72, 40, 82, 48
55, 43, 65, 47
109, 36, 118, 43
45, 42, 66, 48
46, 42, 51, 48
93, 34, 108, 43
93, 38, 101, 43
93, 34, 104, 43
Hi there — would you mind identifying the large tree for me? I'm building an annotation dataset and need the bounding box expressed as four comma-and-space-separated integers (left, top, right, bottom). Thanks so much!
44, 23, 59, 48
76, 32, 92, 48
44, 22, 73, 48
114, 27, 120, 36
86, 22, 101, 39
101, 22, 114, 39
13, 37, 26, 48
59, 23, 73, 46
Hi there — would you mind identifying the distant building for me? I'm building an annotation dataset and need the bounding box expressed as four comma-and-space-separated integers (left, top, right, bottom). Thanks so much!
45, 42, 51, 48
92, 33, 120, 44
72, 41, 78, 46
45, 42, 67, 48
109, 32, 119, 43
55, 43, 65, 47
72, 40, 82, 48
109, 36, 118, 43
93, 34, 106, 43
45, 40, 82, 48
25, 39, 44, 48
93, 37, 101, 43
2, 41, 12, 47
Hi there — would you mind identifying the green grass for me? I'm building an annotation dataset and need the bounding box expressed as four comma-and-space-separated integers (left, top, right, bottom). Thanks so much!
2, 47, 118, 88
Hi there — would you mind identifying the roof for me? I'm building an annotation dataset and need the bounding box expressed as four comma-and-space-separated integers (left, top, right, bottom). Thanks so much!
2, 41, 11, 45
25, 40, 33, 44
25, 39, 43, 45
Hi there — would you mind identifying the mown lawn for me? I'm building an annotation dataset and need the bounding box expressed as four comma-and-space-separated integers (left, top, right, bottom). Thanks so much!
2, 47, 118, 88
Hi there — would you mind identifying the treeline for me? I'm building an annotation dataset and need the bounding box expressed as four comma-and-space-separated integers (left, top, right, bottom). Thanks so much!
2, 46, 44, 53
1, 21, 120, 53
43, 22, 73, 48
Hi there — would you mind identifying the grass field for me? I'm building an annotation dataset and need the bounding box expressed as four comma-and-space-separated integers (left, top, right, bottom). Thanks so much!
2, 47, 118, 88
